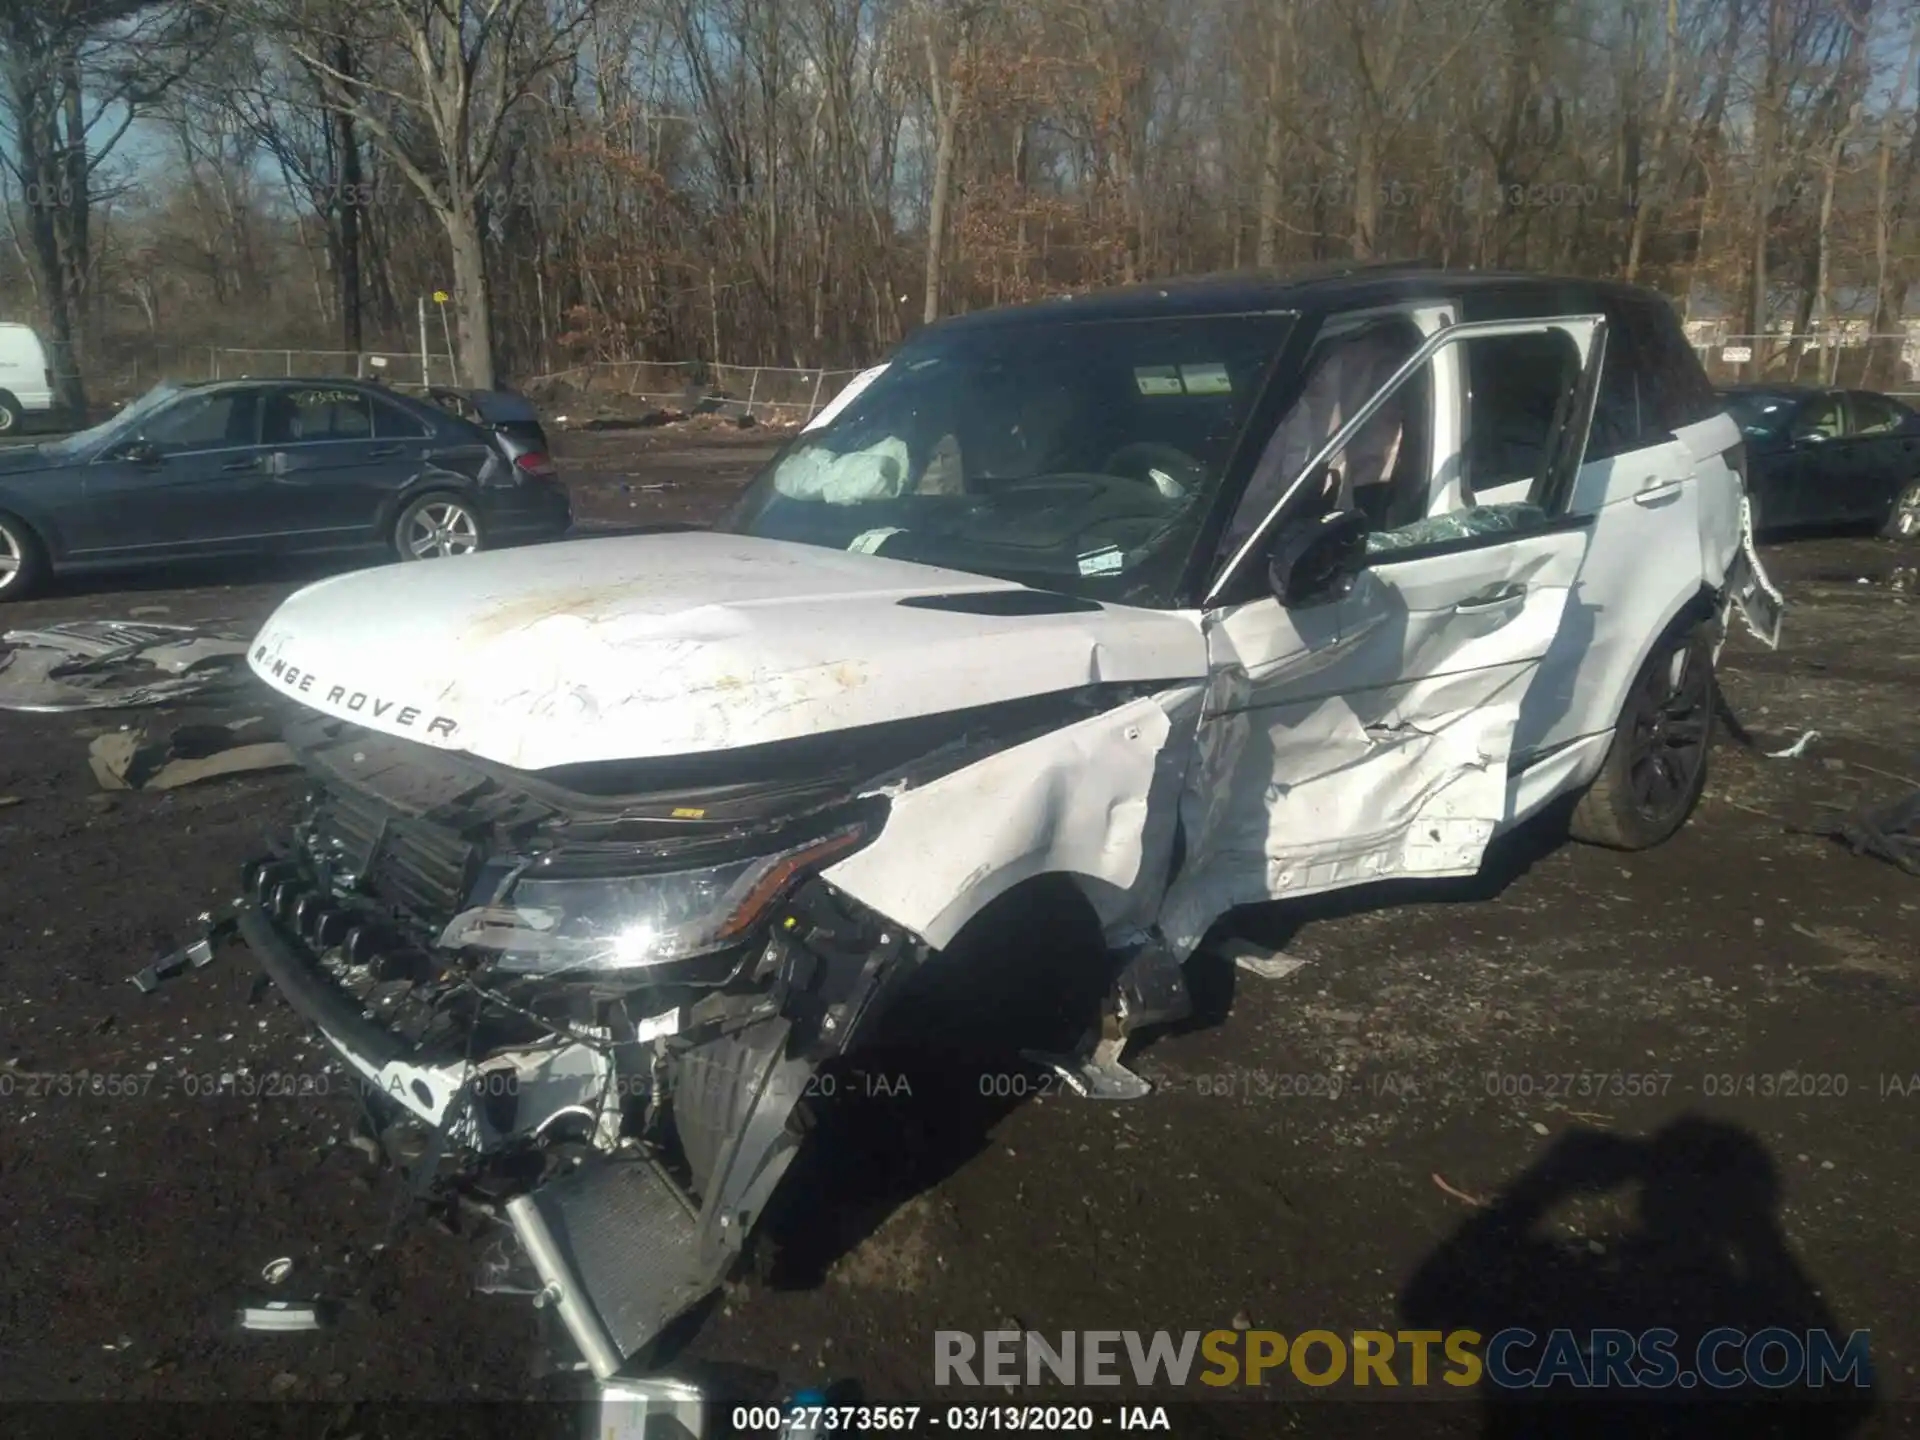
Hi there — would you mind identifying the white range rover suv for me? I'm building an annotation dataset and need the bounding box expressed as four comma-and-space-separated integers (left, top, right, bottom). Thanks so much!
232, 264, 1783, 1380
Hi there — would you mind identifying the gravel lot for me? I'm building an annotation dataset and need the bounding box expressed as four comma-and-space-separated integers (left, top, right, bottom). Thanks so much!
0, 427, 1914, 1436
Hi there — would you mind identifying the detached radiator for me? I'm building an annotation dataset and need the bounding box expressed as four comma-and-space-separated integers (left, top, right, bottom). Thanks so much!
506, 1159, 719, 1380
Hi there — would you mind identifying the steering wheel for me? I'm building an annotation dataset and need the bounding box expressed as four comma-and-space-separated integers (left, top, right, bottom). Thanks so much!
1100, 442, 1208, 497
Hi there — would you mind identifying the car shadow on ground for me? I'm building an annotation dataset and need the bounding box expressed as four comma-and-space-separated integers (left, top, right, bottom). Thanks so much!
728, 802, 1599, 1305
1398, 1118, 1878, 1438
22, 552, 370, 605
1168, 794, 1583, 1038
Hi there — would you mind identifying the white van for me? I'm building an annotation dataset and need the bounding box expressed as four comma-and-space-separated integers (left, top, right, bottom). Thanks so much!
0, 323, 57, 434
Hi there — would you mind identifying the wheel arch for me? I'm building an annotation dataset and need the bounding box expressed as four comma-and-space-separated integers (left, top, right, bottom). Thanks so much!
0, 502, 54, 560
386, 481, 483, 554
848, 870, 1114, 1056
1566, 576, 1720, 768
381, 472, 480, 534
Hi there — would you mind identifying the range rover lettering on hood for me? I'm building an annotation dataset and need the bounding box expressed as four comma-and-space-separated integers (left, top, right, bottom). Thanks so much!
251, 646, 459, 737
246, 532, 1209, 770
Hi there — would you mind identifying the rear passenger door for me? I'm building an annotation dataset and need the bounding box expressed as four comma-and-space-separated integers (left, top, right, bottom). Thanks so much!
1499, 299, 1724, 780
260, 386, 428, 545
1780, 392, 1854, 527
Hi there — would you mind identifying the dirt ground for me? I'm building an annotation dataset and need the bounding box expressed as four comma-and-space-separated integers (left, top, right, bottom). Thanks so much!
0, 427, 1915, 1434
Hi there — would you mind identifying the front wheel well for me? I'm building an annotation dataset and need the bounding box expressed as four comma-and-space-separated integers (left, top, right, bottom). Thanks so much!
856, 874, 1111, 1057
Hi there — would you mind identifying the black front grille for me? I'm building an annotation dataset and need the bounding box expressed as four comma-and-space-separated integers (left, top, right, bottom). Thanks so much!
306, 784, 478, 924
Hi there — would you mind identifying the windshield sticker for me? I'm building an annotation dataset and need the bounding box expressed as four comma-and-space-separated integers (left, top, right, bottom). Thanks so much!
1133, 366, 1184, 396
803, 363, 890, 432
1077, 545, 1124, 576
1180, 363, 1232, 395
847, 526, 904, 554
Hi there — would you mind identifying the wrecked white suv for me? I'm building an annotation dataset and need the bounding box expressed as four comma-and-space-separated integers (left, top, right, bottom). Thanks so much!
236, 266, 1782, 1379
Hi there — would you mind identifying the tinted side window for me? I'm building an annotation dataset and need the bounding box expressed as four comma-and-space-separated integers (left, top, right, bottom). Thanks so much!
1463, 331, 1580, 491
144, 392, 255, 452
1617, 299, 1718, 437
1587, 327, 1642, 462
1792, 395, 1844, 441
263, 388, 375, 444
1847, 393, 1906, 436
372, 395, 432, 439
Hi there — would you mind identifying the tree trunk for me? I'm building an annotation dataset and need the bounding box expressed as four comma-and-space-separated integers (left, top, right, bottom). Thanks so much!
1747, 0, 1788, 380
1868, 11, 1920, 387
333, 40, 364, 354
448, 200, 497, 389
922, 24, 962, 325
1255, 5, 1287, 267
1625, 0, 1680, 282
1351, 130, 1380, 259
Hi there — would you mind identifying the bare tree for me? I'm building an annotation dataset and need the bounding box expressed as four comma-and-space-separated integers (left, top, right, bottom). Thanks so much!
235, 0, 594, 387
0, 0, 215, 410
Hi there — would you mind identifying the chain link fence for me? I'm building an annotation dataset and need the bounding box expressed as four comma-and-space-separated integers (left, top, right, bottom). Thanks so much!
95, 346, 459, 398
1685, 322, 1920, 397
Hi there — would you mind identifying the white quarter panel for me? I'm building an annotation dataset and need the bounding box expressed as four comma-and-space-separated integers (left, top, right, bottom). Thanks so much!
1510, 440, 1701, 772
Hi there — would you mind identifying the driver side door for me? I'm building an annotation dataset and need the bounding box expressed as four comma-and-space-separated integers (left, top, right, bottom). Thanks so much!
76, 388, 270, 556
1157, 314, 1606, 956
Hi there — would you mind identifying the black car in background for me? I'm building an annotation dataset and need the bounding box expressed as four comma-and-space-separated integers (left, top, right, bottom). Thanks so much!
0, 378, 571, 601
1721, 384, 1920, 539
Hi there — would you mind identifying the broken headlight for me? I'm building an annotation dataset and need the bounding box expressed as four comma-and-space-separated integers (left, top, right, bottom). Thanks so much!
437, 824, 868, 974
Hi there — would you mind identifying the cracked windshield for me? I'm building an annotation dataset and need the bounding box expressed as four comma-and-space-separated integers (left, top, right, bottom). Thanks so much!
726, 314, 1294, 604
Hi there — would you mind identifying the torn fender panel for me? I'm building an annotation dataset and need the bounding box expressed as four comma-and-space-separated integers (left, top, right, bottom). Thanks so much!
821, 691, 1202, 950
1676, 413, 1745, 593
1726, 495, 1785, 649
248, 531, 1209, 769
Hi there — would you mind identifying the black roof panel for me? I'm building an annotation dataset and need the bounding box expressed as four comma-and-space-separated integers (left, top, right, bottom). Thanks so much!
919, 262, 1671, 336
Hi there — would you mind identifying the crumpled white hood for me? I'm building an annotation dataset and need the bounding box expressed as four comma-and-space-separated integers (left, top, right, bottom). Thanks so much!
248, 532, 1206, 771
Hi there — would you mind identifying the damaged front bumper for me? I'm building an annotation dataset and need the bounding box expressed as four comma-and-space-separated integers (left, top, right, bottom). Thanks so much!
236, 718, 920, 1379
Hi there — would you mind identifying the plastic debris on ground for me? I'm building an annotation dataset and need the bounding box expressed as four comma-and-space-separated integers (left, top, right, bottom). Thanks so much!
1809, 789, 1920, 875
0, 620, 251, 711
1210, 936, 1312, 981
1766, 729, 1821, 760
236, 1300, 326, 1333
89, 716, 293, 791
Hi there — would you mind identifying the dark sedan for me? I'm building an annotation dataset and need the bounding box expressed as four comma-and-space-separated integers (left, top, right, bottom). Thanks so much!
0, 377, 572, 601
1721, 385, 1920, 539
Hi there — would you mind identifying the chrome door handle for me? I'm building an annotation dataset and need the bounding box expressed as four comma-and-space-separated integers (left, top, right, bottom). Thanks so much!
220, 456, 260, 472
1454, 582, 1527, 613
1634, 480, 1684, 506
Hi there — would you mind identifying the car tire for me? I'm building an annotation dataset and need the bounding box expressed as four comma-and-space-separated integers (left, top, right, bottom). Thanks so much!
0, 510, 48, 602
392, 492, 484, 560
1881, 479, 1920, 541
0, 391, 21, 437
1567, 614, 1718, 851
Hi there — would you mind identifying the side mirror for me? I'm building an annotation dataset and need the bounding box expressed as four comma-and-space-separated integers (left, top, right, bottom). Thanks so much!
1267, 506, 1370, 607
112, 440, 164, 465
